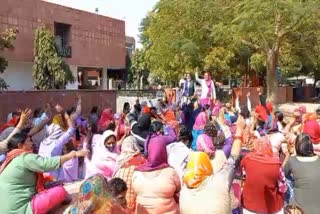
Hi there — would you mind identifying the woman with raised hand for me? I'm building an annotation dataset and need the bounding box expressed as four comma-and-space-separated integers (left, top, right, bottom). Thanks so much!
0, 132, 88, 214
0, 109, 32, 153
38, 95, 81, 181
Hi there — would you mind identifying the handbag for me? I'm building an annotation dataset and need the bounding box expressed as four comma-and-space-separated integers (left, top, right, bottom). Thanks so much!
284, 194, 304, 214
284, 205, 304, 214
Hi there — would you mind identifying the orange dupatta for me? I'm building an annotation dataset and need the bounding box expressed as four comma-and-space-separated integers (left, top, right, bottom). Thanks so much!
183, 152, 213, 189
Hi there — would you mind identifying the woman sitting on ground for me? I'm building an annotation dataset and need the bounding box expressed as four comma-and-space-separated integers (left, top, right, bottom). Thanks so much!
144, 121, 176, 157
39, 96, 81, 182
241, 137, 285, 214
190, 104, 210, 150
132, 129, 181, 214
84, 129, 120, 180
179, 116, 245, 214
113, 136, 146, 213
0, 132, 88, 214
67, 174, 129, 213
284, 133, 320, 214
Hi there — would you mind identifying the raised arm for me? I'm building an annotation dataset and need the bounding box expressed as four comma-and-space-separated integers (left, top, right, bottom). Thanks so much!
217, 117, 245, 191
75, 94, 82, 115
0, 109, 32, 153
28, 118, 49, 137
235, 96, 240, 112
195, 72, 202, 84
231, 115, 246, 159
247, 94, 252, 112
56, 113, 76, 148
70, 95, 82, 122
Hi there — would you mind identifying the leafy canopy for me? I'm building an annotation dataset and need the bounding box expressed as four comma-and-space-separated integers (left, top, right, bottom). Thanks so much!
0, 28, 17, 89
33, 25, 74, 89
140, 0, 320, 100
130, 48, 150, 89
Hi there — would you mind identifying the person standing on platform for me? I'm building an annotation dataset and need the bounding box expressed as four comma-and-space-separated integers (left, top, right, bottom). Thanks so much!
195, 71, 218, 109
181, 73, 196, 106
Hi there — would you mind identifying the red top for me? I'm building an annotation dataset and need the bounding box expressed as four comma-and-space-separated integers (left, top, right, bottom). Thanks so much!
255, 105, 268, 121
241, 158, 284, 213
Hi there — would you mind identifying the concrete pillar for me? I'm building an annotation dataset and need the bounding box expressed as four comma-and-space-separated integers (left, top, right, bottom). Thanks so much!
109, 79, 113, 90
102, 67, 108, 89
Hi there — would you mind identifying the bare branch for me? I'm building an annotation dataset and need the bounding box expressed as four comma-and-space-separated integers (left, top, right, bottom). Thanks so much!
274, 13, 281, 36
241, 39, 261, 51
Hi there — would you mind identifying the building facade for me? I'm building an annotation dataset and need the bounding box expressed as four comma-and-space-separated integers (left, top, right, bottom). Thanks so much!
0, 0, 126, 90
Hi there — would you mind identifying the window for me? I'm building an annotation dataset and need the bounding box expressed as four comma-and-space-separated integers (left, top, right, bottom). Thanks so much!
54, 22, 72, 58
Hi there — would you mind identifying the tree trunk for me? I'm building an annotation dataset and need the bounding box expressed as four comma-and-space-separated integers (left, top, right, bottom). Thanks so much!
266, 49, 279, 103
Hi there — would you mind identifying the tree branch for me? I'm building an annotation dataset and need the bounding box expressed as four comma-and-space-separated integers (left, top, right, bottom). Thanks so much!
241, 39, 261, 51
279, 14, 308, 38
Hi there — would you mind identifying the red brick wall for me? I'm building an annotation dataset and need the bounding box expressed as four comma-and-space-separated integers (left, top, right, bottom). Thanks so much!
233, 87, 293, 107
0, 90, 117, 123
0, 0, 126, 68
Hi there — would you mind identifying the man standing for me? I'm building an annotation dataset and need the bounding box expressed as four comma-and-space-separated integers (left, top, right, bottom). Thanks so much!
181, 73, 196, 106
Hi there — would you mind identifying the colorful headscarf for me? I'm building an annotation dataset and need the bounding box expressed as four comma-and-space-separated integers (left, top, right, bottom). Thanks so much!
243, 137, 280, 164
40, 124, 64, 147
303, 119, 320, 144
52, 114, 67, 131
196, 122, 217, 156
0, 116, 19, 134
294, 106, 306, 124
184, 152, 213, 189
136, 140, 169, 172
304, 113, 317, 122
115, 136, 140, 170
68, 174, 127, 214
98, 109, 114, 132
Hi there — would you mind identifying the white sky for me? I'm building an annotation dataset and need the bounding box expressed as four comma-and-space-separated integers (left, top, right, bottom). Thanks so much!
43, 0, 158, 47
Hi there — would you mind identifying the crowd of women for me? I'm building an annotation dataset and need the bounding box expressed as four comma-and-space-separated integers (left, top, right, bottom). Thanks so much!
0, 72, 320, 214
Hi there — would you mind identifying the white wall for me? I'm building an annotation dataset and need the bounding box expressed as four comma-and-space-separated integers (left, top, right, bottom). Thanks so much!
1, 61, 33, 90
1, 62, 80, 90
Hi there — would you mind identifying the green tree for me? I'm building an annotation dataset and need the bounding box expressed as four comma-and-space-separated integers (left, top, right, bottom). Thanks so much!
0, 28, 17, 89
211, 0, 320, 101
144, 0, 220, 80
130, 48, 150, 89
33, 25, 74, 89
140, 0, 320, 102
204, 47, 237, 78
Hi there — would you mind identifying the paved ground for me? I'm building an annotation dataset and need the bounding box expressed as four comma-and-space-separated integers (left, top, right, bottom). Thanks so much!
278, 102, 319, 116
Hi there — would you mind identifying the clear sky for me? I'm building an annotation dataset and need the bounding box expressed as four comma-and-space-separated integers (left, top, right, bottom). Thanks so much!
43, 0, 158, 47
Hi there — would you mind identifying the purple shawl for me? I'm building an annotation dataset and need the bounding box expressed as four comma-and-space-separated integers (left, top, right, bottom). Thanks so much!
136, 141, 169, 172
